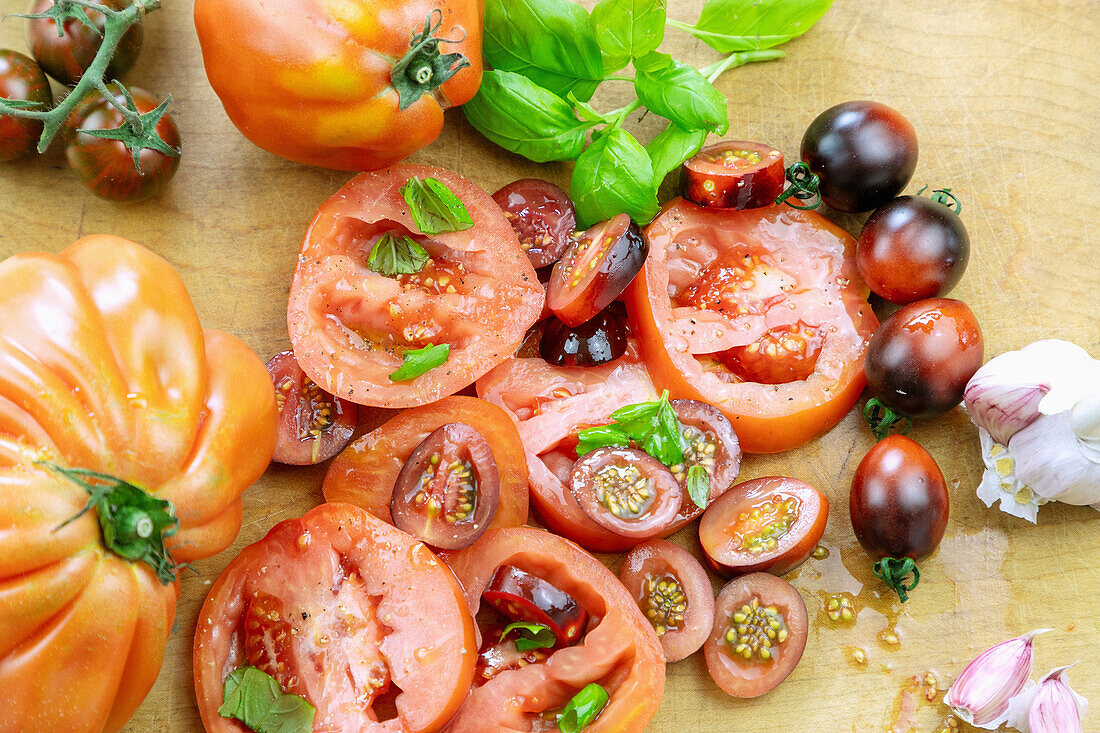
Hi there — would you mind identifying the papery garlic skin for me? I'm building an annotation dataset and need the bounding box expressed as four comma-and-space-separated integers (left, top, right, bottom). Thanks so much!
1006, 666, 1088, 733
944, 629, 1049, 730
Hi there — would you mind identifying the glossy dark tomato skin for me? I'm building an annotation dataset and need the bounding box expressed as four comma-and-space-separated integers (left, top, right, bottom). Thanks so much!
570, 446, 683, 539
864, 297, 983, 418
850, 435, 949, 561
63, 86, 180, 202
482, 564, 589, 646
0, 50, 52, 162
25, 0, 143, 86
801, 101, 918, 213
266, 350, 357, 465
493, 178, 577, 269
857, 195, 970, 304
539, 304, 628, 367
682, 141, 785, 210
547, 213, 649, 326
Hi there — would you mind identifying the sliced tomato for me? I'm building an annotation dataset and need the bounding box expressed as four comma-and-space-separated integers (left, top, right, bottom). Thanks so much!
570, 447, 683, 539
619, 539, 715, 662
482, 564, 588, 646
193, 503, 476, 733
625, 198, 878, 453
265, 350, 357, 465
287, 164, 544, 408
493, 178, 577, 269
323, 395, 528, 531
442, 527, 665, 732
681, 141, 785, 210
699, 476, 828, 577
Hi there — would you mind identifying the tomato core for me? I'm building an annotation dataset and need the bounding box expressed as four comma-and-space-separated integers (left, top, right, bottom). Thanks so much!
640, 574, 687, 637
721, 596, 790, 663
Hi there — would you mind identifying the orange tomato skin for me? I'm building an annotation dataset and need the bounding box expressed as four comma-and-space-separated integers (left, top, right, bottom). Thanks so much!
0, 236, 277, 733
193, 0, 483, 171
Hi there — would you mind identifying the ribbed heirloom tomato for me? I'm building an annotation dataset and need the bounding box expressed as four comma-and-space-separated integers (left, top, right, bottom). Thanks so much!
0, 236, 277, 733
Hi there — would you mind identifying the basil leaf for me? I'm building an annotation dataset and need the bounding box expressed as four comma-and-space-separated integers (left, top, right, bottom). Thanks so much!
570, 127, 659, 228
484, 0, 604, 101
568, 92, 612, 124
591, 0, 666, 72
464, 70, 590, 163
218, 667, 315, 733
500, 621, 557, 652
634, 52, 729, 135
576, 424, 632, 457
686, 464, 710, 509
558, 683, 609, 733
647, 122, 708, 185
400, 177, 473, 235
608, 400, 662, 441
644, 394, 685, 466
676, 0, 833, 54
389, 343, 449, 382
366, 232, 429, 276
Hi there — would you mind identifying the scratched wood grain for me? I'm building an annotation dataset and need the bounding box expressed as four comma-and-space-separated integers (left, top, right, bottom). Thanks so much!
1, 0, 1098, 730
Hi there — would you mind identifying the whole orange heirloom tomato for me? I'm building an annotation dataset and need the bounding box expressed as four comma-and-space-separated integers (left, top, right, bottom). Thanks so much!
0, 236, 277, 733
193, 0, 483, 171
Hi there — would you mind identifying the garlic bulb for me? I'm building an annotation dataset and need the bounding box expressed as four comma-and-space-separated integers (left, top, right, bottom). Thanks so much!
963, 340, 1100, 522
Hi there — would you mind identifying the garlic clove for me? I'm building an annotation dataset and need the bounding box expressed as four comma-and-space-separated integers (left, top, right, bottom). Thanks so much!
944, 629, 1049, 729
1012, 413, 1100, 509
1007, 666, 1088, 733
975, 428, 1041, 523
1070, 394, 1100, 456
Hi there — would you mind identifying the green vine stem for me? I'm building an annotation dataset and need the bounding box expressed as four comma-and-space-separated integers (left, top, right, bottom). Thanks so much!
863, 397, 913, 441
872, 557, 921, 603
774, 161, 821, 209
700, 49, 786, 84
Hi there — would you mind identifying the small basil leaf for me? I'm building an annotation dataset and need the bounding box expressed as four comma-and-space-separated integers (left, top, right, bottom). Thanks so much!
680, 0, 833, 54
389, 343, 450, 382
634, 53, 729, 135
500, 621, 557, 651
464, 70, 590, 163
218, 666, 316, 733
366, 232, 430, 276
400, 177, 473, 235
484, 0, 604, 101
558, 683, 610, 733
591, 0, 667, 72
570, 127, 659, 228
576, 424, 632, 457
608, 400, 661, 442
647, 122, 708, 185
647, 393, 685, 465
686, 464, 710, 509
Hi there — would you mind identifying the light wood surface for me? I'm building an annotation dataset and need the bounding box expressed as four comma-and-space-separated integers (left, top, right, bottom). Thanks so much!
2, 0, 1098, 730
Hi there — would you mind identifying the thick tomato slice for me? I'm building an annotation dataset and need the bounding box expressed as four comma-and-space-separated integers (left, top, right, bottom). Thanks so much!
266, 350, 357, 465
681, 141, 786, 210
323, 395, 528, 530
287, 164, 544, 408
442, 527, 665, 732
193, 503, 476, 733
625, 198, 878, 453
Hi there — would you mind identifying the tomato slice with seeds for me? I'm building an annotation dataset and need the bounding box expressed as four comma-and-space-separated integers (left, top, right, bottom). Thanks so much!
482, 565, 589, 646
719, 321, 824, 384
547, 213, 649, 327
493, 178, 577, 269
681, 141, 785, 210
700, 476, 829, 577
570, 447, 682, 539
704, 572, 808, 698
266, 350, 357, 465
619, 539, 715, 662
475, 626, 553, 683
668, 399, 742, 506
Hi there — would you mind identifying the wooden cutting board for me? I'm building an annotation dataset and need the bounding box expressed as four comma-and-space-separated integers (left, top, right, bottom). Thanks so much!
2, 0, 1098, 730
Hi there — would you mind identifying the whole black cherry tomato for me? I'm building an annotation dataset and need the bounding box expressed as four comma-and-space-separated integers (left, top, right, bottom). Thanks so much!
801, 100, 918, 212
538, 303, 628, 367
569, 446, 682, 539
25, 0, 144, 87
857, 192, 970, 304
864, 297, 983, 418
0, 50, 52, 162
493, 178, 577, 269
482, 564, 589, 645
266, 350, 357, 465
681, 141, 785, 210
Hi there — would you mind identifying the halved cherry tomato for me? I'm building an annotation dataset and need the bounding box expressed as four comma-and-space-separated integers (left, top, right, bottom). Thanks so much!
547, 213, 648, 326
539, 304, 628, 367
620, 539, 715, 662
475, 629, 553, 683
699, 476, 828, 577
668, 399, 742, 502
193, 503, 476, 733
704, 572, 808, 698
287, 164, 544, 408
681, 141, 785, 210
265, 350, 357, 465
482, 564, 589, 646
625, 198, 878, 453
391, 422, 499, 550
493, 178, 577, 269
323, 395, 528, 530
570, 447, 682, 539
443, 527, 665, 732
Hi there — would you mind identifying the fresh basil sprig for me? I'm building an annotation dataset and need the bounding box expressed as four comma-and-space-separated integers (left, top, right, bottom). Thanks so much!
218, 666, 316, 733
570, 127, 659, 227
646, 122, 708, 183
367, 232, 429, 276
577, 390, 684, 467
558, 683, 610, 733
390, 343, 450, 382
500, 622, 557, 652
400, 177, 473, 235
669, 0, 834, 54
591, 0, 667, 72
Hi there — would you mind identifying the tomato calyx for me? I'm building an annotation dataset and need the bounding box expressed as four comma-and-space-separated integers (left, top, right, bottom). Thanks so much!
46, 462, 184, 585
391, 9, 471, 110
773, 161, 821, 210
872, 556, 921, 603
863, 397, 912, 441
72, 83, 179, 173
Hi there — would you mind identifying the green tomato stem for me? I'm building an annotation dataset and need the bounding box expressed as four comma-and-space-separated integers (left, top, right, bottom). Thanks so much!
702, 49, 787, 84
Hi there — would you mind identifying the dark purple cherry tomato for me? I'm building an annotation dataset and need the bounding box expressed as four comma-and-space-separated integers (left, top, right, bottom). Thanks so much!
474, 624, 553, 682
856, 193, 970, 304
801, 101, 918, 213
668, 399, 742, 511
0, 50, 52, 162
391, 422, 500, 551
63, 85, 180, 202
482, 564, 589, 645
569, 446, 683, 539
493, 178, 577, 269
266, 350, 357, 465
681, 141, 785, 210
547, 213, 649, 326
25, 0, 144, 87
538, 303, 628, 367
864, 297, 983, 418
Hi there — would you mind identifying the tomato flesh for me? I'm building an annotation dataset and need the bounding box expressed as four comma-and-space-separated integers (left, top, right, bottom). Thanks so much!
482, 565, 589, 646
493, 178, 577, 269
720, 322, 823, 384
570, 447, 682, 539
681, 141, 785, 210
266, 350, 357, 465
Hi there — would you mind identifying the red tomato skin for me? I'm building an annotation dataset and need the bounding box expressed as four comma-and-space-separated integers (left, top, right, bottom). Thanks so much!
26, 0, 143, 86
681, 141, 786, 210
0, 50, 52, 162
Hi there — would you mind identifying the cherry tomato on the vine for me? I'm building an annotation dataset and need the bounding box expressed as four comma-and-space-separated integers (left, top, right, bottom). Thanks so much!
25, 0, 144, 87
0, 50, 52, 162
